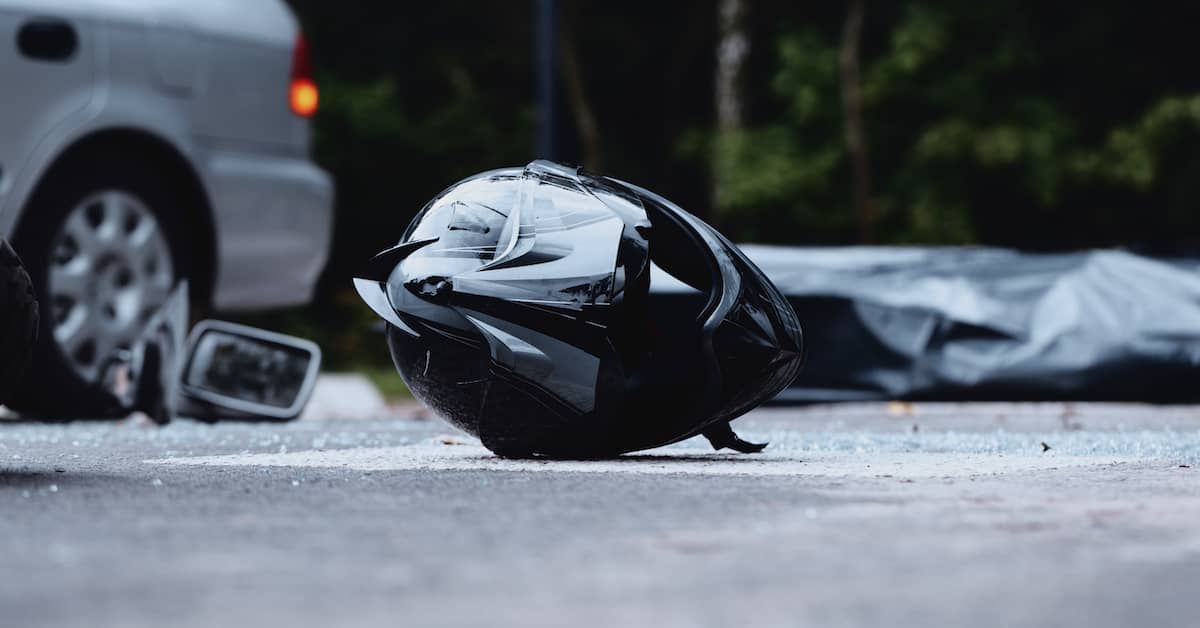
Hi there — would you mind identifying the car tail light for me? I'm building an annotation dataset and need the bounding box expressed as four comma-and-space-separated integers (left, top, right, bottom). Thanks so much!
290, 34, 318, 117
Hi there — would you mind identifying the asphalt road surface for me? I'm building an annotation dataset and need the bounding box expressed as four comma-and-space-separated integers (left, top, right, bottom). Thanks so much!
2, 402, 1199, 628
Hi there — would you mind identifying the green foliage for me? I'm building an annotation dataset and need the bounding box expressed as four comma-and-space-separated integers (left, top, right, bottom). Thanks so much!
707, 34, 848, 242
706, 2, 1200, 247
1072, 96, 1200, 188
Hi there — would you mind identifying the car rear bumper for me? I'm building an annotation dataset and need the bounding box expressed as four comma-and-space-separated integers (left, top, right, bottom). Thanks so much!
200, 147, 333, 310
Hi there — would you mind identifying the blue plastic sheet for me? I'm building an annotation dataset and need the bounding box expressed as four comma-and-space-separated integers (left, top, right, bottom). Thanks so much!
651, 247, 1200, 402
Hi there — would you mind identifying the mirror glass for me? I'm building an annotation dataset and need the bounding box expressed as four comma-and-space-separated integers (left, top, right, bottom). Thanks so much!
181, 321, 321, 419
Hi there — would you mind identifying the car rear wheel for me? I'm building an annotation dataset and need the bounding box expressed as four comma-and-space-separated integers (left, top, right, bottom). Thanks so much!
11, 155, 191, 419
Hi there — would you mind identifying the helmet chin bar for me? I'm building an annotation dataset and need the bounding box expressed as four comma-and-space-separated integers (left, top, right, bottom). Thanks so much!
701, 421, 768, 453
356, 161, 803, 458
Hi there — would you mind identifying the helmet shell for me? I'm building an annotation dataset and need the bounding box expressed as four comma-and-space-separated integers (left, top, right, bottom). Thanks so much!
356, 161, 802, 457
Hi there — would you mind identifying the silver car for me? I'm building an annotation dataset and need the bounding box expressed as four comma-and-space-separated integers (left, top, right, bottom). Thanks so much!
0, 0, 333, 416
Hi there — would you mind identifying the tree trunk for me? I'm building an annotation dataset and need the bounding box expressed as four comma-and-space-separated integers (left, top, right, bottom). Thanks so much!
839, 0, 875, 243
714, 0, 749, 208
715, 0, 749, 132
559, 32, 601, 171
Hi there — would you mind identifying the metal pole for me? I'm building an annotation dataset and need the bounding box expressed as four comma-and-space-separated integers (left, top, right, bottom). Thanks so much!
535, 0, 558, 160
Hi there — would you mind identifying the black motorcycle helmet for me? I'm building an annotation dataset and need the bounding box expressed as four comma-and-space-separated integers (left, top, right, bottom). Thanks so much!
354, 161, 802, 457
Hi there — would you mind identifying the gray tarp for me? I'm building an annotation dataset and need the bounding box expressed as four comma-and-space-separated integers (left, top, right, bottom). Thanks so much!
651, 247, 1200, 403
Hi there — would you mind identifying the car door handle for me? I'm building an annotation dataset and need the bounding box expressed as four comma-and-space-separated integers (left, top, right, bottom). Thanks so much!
18, 18, 78, 62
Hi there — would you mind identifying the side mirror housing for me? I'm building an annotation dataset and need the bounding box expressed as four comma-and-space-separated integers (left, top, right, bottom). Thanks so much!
179, 320, 322, 421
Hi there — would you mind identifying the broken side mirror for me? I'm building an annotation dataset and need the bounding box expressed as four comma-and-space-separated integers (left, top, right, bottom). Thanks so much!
179, 320, 322, 422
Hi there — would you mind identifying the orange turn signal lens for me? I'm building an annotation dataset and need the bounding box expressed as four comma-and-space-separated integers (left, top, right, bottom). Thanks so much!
290, 78, 319, 117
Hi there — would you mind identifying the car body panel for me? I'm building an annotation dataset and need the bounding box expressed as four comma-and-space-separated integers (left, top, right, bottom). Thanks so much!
0, 6, 97, 230
0, 0, 331, 310
200, 144, 333, 309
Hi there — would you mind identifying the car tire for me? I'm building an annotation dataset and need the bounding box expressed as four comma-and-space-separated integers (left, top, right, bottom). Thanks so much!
0, 239, 38, 408
11, 154, 192, 419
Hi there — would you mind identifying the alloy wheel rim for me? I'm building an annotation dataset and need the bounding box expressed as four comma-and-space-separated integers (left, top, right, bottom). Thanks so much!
48, 190, 175, 384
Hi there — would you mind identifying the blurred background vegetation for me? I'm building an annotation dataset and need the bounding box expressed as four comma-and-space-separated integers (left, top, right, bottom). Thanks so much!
266, 0, 1200, 372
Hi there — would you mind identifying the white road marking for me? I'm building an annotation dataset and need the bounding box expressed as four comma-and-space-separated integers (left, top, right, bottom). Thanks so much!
145, 440, 1135, 478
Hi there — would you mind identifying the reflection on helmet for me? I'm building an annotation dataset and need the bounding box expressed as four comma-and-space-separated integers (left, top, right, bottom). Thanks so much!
354, 161, 803, 457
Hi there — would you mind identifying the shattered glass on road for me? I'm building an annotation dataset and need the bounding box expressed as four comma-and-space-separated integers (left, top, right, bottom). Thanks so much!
2, 402, 1199, 628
